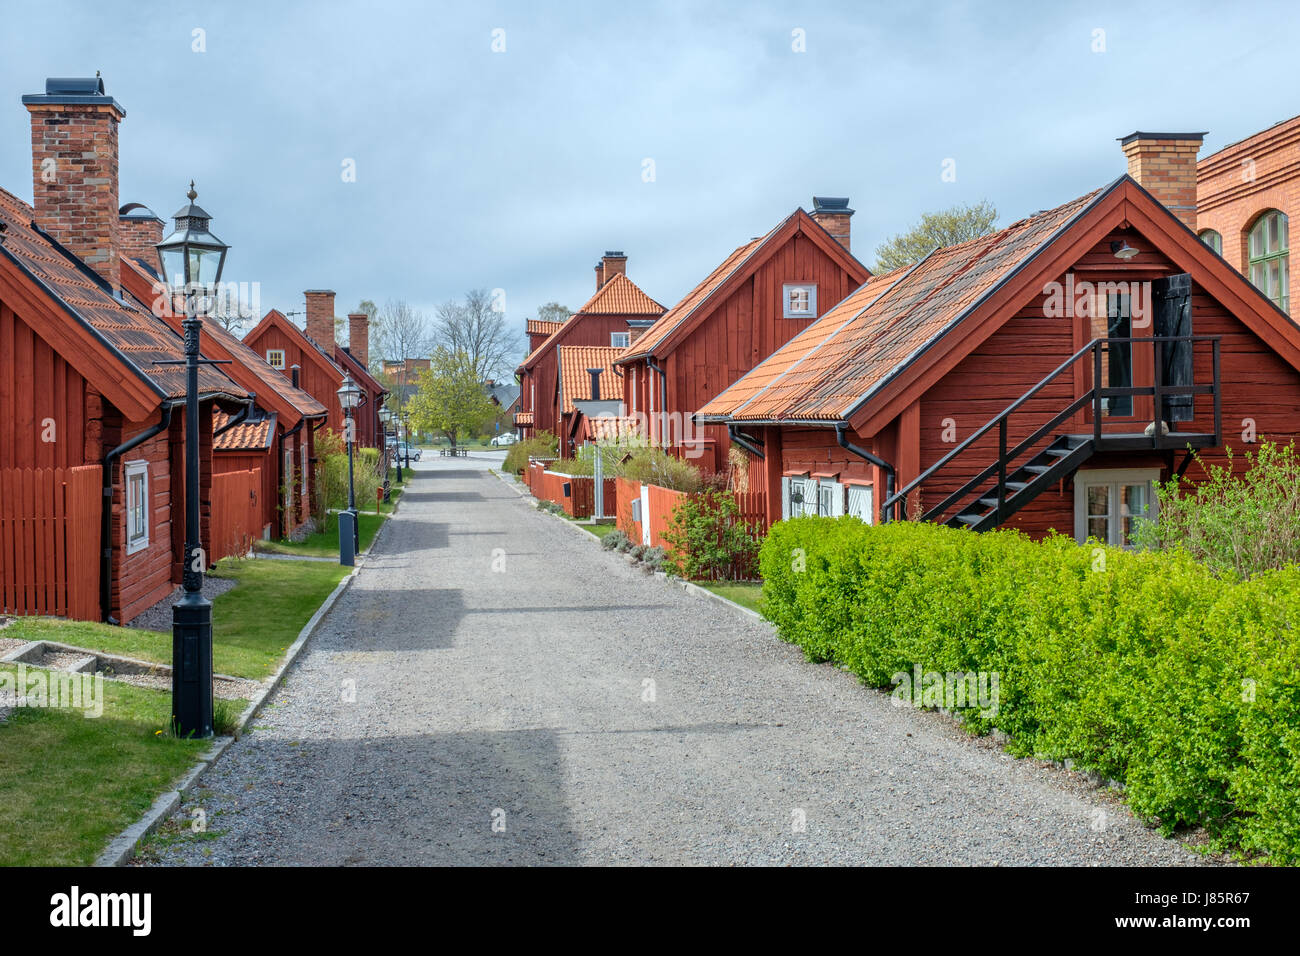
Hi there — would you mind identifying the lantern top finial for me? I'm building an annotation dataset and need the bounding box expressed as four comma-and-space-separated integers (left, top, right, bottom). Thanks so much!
187, 180, 197, 202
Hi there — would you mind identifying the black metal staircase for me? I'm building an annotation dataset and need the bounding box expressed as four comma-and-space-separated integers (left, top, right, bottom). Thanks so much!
881, 331, 1222, 530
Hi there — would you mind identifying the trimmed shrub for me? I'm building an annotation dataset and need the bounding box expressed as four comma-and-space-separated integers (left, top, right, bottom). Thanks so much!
759, 517, 1300, 863
602, 529, 630, 551
618, 447, 702, 493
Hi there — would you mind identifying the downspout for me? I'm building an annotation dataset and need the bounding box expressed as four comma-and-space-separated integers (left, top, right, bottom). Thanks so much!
101, 403, 175, 624
835, 422, 898, 523
646, 356, 667, 447
727, 423, 765, 459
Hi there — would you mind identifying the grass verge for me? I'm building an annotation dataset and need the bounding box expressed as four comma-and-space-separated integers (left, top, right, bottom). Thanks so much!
698, 582, 764, 614
2, 558, 347, 680
255, 509, 389, 558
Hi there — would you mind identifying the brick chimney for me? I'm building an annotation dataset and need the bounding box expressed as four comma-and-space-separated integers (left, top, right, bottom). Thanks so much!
594, 260, 605, 290
602, 251, 627, 282
117, 202, 164, 270
347, 312, 369, 368
811, 197, 854, 252
304, 289, 336, 347
1119, 132, 1206, 231
23, 77, 126, 293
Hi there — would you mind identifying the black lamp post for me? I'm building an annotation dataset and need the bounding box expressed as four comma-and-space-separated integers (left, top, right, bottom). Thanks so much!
402, 411, 412, 468
337, 373, 362, 559
156, 182, 229, 738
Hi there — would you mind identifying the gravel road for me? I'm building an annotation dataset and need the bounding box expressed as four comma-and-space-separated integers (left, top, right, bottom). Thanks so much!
143, 452, 1208, 866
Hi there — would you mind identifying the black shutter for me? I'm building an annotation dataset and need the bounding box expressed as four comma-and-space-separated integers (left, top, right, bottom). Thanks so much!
1153, 273, 1193, 422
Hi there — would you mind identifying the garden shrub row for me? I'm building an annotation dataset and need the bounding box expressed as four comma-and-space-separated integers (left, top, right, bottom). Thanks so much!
759, 517, 1300, 863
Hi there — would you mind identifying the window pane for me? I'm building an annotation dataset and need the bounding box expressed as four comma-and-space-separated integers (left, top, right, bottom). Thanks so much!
1087, 484, 1111, 517
1088, 517, 1109, 540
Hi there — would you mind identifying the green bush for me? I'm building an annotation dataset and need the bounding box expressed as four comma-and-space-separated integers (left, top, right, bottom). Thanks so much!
1132, 441, 1300, 579
602, 529, 631, 551
313, 430, 382, 530
503, 430, 558, 474
759, 517, 1300, 863
618, 447, 702, 492
661, 489, 761, 581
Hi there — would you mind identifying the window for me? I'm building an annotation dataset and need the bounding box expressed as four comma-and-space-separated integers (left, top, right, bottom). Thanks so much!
124, 461, 149, 554
783, 284, 817, 318
1248, 210, 1289, 312
266, 349, 286, 369
781, 475, 843, 519
1199, 230, 1222, 255
610, 332, 630, 348
1073, 469, 1159, 548
846, 483, 874, 524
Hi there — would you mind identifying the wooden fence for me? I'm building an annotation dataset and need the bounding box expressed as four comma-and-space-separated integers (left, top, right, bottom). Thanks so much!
0, 465, 101, 620
528, 459, 616, 519
210, 467, 262, 562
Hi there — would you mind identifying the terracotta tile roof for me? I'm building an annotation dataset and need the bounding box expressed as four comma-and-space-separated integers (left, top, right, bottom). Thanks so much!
514, 410, 534, 426
0, 186, 246, 404
618, 234, 767, 361
518, 274, 666, 373
213, 411, 275, 451
699, 188, 1104, 423
124, 258, 328, 423
558, 345, 625, 414
587, 415, 643, 441
526, 318, 564, 336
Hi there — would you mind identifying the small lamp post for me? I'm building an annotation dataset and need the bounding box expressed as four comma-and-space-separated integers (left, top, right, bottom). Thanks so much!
379, 407, 395, 498
402, 411, 413, 466
155, 182, 229, 738
337, 373, 362, 562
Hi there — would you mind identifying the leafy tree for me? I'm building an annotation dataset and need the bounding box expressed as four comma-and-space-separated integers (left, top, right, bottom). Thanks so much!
536, 302, 570, 325
407, 348, 496, 447
873, 200, 998, 272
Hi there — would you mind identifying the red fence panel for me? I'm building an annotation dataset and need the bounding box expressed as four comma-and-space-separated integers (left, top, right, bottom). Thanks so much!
210, 467, 261, 562
0, 465, 102, 620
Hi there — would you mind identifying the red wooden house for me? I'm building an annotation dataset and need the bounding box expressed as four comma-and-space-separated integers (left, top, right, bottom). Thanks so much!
555, 345, 627, 451
615, 198, 870, 473
119, 259, 329, 540
243, 289, 388, 449
0, 77, 250, 624
699, 134, 1300, 543
515, 253, 665, 440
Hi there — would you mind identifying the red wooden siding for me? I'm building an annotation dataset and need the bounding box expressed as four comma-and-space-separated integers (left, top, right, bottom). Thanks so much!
0, 302, 91, 470
0, 465, 101, 620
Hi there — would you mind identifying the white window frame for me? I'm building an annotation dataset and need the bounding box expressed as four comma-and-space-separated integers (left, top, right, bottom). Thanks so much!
610, 331, 630, 348
783, 283, 818, 318
1073, 468, 1160, 548
782, 474, 842, 518
266, 349, 286, 370
124, 460, 150, 555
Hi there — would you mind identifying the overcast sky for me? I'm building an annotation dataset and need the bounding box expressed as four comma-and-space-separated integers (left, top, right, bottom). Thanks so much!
1, 0, 1294, 347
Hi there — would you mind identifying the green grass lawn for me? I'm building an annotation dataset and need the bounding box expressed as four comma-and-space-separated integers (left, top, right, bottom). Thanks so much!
577, 521, 620, 540
255, 509, 390, 558
0, 667, 211, 865
3, 558, 347, 680
699, 582, 764, 614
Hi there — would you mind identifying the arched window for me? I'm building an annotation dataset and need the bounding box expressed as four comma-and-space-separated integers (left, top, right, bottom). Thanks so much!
1199, 229, 1222, 255
1248, 210, 1289, 312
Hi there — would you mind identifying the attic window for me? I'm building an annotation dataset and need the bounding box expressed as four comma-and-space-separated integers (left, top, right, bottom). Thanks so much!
611, 332, 630, 348
783, 284, 817, 318
266, 349, 286, 369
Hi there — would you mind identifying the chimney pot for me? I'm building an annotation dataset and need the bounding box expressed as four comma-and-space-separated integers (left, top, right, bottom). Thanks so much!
810, 197, 854, 253
290, 364, 301, 388
595, 260, 605, 290
347, 312, 370, 369
304, 290, 336, 349
24, 76, 126, 292
601, 251, 627, 283
1118, 132, 1206, 231
587, 367, 603, 402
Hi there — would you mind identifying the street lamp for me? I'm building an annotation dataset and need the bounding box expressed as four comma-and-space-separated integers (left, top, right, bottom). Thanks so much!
383, 406, 401, 483
402, 411, 412, 468
379, 406, 397, 496
155, 182, 229, 738
337, 372, 362, 563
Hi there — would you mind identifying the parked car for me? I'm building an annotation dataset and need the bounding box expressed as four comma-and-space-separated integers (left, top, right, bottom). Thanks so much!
397, 442, 421, 461
490, 433, 517, 446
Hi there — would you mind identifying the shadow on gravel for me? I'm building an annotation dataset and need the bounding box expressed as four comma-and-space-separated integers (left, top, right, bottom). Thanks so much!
190, 730, 583, 865
480, 604, 677, 615
402, 491, 486, 503
337, 588, 467, 649
417, 469, 484, 479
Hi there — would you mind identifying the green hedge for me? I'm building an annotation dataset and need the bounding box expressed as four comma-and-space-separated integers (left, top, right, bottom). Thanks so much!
759, 518, 1300, 863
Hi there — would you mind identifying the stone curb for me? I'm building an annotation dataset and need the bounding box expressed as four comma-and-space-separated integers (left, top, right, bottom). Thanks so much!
93, 560, 361, 867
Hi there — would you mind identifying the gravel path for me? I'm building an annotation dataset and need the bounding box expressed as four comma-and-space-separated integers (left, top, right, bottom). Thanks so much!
142, 453, 1208, 866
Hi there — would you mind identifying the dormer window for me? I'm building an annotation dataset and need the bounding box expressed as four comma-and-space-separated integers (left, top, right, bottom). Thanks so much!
266, 349, 285, 369
610, 332, 630, 348
784, 283, 817, 318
